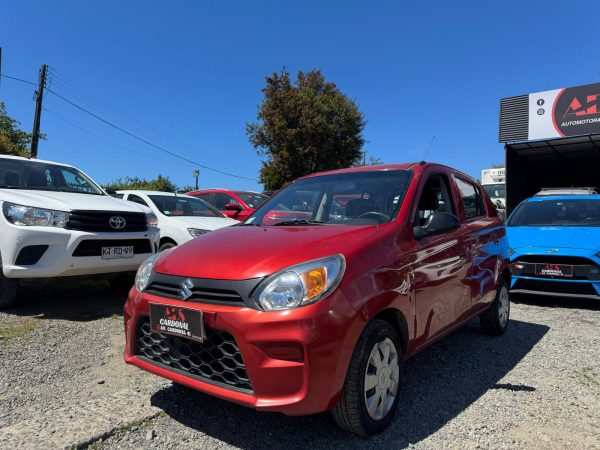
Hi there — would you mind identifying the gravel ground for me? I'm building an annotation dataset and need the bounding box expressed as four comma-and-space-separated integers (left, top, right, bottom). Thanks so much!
1, 282, 599, 449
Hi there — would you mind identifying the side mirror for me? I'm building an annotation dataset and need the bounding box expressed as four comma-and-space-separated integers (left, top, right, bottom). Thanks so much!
413, 212, 460, 240
225, 203, 242, 211
106, 188, 117, 197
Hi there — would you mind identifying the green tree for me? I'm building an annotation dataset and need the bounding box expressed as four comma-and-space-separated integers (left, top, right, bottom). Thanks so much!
0, 101, 36, 157
247, 68, 366, 190
103, 174, 178, 192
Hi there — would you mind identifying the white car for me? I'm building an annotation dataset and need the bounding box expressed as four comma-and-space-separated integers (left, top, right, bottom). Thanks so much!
116, 190, 238, 251
0, 155, 160, 307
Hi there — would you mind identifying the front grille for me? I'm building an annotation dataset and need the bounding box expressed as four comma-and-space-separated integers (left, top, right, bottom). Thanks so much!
513, 279, 599, 297
144, 273, 262, 307
67, 210, 147, 232
515, 255, 595, 265
73, 239, 152, 257
135, 316, 252, 393
146, 282, 244, 305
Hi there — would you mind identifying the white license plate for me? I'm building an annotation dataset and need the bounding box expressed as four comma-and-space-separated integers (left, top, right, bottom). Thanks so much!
101, 246, 134, 259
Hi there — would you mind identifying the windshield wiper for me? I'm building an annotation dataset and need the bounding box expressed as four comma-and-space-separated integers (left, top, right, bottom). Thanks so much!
238, 222, 260, 226
272, 219, 326, 226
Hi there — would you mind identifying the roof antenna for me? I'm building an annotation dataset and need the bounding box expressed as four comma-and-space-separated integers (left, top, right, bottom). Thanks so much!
421, 135, 436, 162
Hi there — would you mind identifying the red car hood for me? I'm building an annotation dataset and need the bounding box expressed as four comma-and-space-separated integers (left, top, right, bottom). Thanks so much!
154, 225, 377, 280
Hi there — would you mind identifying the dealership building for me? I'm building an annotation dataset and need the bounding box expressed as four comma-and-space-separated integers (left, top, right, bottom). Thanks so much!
499, 81, 600, 212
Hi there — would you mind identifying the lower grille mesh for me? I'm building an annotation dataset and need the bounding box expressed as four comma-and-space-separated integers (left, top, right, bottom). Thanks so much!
135, 317, 252, 392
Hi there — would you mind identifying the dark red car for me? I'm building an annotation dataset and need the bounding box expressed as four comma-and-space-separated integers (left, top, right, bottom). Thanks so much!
186, 188, 267, 221
125, 163, 510, 436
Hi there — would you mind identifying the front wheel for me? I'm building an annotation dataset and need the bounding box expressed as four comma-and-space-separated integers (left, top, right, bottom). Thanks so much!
0, 257, 19, 309
332, 319, 402, 436
480, 279, 510, 335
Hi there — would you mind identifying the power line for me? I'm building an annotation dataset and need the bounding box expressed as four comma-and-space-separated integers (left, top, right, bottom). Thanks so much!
43, 107, 192, 168
0, 72, 257, 181
0, 73, 37, 86
47, 67, 258, 172
45, 87, 256, 181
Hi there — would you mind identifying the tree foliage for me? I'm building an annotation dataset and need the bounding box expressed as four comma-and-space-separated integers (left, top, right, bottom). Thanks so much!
247, 68, 366, 190
0, 101, 35, 157
103, 175, 178, 192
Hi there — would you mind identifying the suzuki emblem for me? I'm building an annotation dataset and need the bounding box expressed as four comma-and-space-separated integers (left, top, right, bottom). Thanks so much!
179, 278, 194, 301
108, 216, 127, 230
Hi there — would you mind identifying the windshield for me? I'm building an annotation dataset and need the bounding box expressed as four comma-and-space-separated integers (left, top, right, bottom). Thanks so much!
508, 199, 600, 227
235, 191, 267, 209
245, 170, 412, 226
148, 195, 225, 217
0, 158, 104, 195
483, 183, 505, 199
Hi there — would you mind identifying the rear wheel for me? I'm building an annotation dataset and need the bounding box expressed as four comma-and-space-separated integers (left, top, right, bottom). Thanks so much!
332, 319, 402, 436
480, 279, 510, 335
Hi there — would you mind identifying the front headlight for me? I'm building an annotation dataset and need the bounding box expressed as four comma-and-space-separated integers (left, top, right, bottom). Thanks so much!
2, 202, 69, 227
135, 253, 160, 291
188, 228, 209, 237
146, 213, 158, 228
253, 255, 346, 311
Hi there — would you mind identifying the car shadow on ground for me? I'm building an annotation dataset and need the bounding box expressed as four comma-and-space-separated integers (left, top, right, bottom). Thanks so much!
4, 279, 128, 321
151, 319, 548, 449
511, 293, 600, 311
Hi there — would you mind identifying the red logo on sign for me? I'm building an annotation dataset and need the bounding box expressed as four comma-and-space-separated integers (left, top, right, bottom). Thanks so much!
165, 306, 186, 322
563, 94, 600, 118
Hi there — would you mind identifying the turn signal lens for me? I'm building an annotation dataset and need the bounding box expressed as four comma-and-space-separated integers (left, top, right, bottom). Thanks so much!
301, 268, 327, 300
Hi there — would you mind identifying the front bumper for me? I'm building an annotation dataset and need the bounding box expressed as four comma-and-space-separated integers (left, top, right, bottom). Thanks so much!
124, 287, 361, 416
1, 223, 160, 278
509, 250, 600, 300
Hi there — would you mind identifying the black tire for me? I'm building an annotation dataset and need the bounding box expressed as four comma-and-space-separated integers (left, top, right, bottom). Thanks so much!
480, 279, 510, 335
0, 254, 19, 309
331, 319, 403, 436
109, 273, 135, 292
159, 242, 176, 252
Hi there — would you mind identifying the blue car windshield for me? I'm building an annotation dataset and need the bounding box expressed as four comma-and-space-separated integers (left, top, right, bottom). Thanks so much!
508, 199, 600, 227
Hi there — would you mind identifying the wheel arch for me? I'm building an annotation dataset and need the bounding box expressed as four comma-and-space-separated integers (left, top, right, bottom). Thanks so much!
371, 308, 409, 356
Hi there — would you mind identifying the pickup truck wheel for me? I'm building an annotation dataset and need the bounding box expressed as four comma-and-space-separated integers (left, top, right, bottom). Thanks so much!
480, 279, 510, 335
109, 273, 135, 292
0, 270, 19, 309
331, 319, 402, 436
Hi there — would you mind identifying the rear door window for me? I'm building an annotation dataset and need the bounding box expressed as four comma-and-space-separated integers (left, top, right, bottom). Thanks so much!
455, 178, 485, 220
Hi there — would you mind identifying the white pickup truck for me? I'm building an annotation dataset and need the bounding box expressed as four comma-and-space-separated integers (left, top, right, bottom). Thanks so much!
0, 154, 160, 307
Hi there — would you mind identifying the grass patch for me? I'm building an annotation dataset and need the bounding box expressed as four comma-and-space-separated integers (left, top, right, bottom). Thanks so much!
0, 317, 37, 342
581, 367, 600, 390
110, 313, 122, 321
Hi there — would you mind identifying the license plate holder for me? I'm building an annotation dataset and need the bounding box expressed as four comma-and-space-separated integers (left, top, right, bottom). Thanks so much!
149, 303, 204, 342
535, 263, 573, 278
101, 246, 134, 259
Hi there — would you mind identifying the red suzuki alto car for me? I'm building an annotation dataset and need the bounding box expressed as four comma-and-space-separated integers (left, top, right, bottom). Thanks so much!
124, 163, 510, 436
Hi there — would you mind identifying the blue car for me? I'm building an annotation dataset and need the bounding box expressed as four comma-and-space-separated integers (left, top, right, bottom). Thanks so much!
505, 195, 600, 300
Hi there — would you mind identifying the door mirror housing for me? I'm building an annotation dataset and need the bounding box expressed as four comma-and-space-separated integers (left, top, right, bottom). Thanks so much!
225, 203, 242, 211
105, 188, 117, 197
413, 212, 460, 240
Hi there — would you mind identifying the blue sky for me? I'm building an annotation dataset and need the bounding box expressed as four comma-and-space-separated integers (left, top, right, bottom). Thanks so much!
1, 1, 599, 191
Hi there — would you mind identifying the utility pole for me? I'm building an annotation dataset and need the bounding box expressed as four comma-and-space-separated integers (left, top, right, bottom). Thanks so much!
30, 64, 47, 158
193, 169, 200, 190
